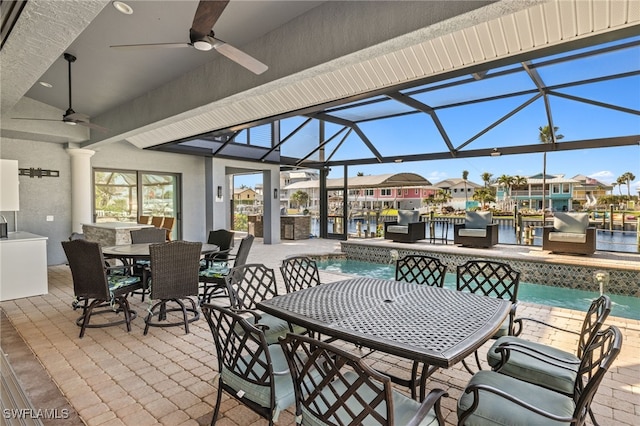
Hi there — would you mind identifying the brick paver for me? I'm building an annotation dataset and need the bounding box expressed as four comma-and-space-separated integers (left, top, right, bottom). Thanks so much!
1, 237, 638, 425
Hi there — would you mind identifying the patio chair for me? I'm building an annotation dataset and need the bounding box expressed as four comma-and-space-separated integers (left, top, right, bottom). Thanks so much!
384, 209, 426, 243
280, 255, 321, 293
201, 303, 296, 426
542, 212, 596, 255
138, 215, 150, 224
225, 263, 304, 345
456, 260, 520, 373
279, 333, 448, 425
199, 233, 253, 303
150, 216, 164, 228
457, 325, 623, 426
61, 239, 142, 338
161, 216, 175, 241
453, 211, 498, 248
203, 229, 235, 265
129, 227, 167, 301
144, 241, 202, 335
487, 294, 611, 425
395, 254, 447, 287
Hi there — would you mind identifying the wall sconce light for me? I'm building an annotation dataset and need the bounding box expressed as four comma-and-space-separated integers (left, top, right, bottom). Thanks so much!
274, 188, 278, 199
490, 148, 501, 157
217, 186, 222, 198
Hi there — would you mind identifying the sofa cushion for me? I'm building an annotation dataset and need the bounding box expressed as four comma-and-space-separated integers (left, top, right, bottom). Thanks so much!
548, 232, 587, 244
458, 228, 487, 238
465, 211, 492, 229
397, 210, 419, 226
387, 225, 409, 234
553, 212, 589, 233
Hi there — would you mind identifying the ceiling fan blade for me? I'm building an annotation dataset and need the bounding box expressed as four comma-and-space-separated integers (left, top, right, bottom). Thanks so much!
75, 120, 109, 132
111, 42, 191, 50
12, 117, 61, 122
214, 40, 268, 75
191, 0, 229, 39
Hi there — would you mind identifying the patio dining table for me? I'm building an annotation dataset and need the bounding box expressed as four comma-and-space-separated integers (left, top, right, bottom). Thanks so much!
102, 242, 219, 260
258, 277, 511, 397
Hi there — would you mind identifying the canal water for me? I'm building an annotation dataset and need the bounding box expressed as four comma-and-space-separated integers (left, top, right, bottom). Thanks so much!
312, 218, 639, 253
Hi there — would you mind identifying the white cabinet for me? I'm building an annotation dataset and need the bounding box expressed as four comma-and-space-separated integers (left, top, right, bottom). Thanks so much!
0, 159, 20, 211
0, 232, 48, 301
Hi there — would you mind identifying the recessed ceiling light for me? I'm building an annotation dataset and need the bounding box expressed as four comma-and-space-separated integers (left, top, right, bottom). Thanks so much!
112, 1, 133, 15
38, 81, 53, 88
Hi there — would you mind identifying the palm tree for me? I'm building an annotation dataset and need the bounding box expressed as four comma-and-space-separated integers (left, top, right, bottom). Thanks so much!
497, 174, 514, 210
462, 170, 469, 208
538, 125, 564, 211
435, 189, 452, 211
472, 187, 495, 210
620, 172, 636, 197
481, 172, 493, 188
616, 177, 625, 196
512, 175, 528, 210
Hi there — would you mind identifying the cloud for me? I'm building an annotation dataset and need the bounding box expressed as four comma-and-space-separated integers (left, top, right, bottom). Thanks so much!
428, 171, 448, 181
589, 170, 615, 183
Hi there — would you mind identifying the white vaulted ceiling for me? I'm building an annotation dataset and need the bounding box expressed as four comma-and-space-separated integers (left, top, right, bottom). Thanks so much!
2, 0, 639, 151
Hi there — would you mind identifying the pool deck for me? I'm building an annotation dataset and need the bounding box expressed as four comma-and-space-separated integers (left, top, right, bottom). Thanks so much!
1, 236, 638, 425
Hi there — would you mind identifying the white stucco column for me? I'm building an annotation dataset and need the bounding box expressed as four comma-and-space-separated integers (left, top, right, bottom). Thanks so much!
66, 148, 95, 233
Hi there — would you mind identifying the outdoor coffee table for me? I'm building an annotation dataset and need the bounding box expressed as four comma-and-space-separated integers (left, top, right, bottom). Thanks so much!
258, 277, 511, 398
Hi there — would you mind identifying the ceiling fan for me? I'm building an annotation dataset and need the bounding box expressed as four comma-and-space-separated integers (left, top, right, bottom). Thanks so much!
111, 0, 268, 75
12, 53, 108, 132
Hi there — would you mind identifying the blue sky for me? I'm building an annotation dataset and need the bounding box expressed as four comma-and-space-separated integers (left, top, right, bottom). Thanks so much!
235, 35, 640, 192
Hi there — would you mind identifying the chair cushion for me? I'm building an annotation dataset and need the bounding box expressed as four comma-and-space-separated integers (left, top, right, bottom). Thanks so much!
398, 210, 419, 226
199, 262, 230, 278
457, 370, 575, 426
255, 312, 306, 345
107, 275, 140, 291
547, 232, 587, 244
301, 371, 440, 426
387, 225, 409, 234
458, 228, 487, 238
553, 212, 589, 233
465, 211, 492, 229
220, 344, 294, 422
487, 336, 579, 395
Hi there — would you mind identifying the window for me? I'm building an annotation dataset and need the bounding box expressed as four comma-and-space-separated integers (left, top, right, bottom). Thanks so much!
94, 169, 180, 239
365, 189, 374, 196
381, 188, 392, 196
552, 184, 560, 194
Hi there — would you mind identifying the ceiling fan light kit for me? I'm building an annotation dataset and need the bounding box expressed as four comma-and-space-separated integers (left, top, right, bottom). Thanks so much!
193, 39, 213, 51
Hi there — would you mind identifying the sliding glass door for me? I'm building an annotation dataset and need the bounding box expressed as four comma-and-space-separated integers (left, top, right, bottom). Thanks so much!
94, 169, 181, 240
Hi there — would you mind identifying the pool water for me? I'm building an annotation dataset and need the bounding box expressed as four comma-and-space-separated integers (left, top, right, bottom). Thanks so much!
317, 259, 640, 321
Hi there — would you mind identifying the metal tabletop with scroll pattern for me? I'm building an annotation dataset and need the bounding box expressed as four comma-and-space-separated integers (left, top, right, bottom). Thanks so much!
258, 277, 511, 367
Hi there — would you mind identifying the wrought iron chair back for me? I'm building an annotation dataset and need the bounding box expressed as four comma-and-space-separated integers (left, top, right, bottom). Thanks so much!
226, 263, 279, 311
201, 303, 284, 425
573, 326, 622, 419
395, 254, 446, 287
456, 260, 520, 303
279, 333, 448, 425
280, 256, 321, 293
456, 260, 520, 373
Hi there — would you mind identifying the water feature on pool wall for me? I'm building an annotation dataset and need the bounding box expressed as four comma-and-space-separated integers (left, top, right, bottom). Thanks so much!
339, 241, 640, 297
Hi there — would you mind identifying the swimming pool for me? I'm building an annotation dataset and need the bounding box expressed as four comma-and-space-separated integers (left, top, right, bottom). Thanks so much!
316, 259, 640, 320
